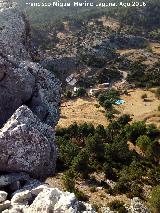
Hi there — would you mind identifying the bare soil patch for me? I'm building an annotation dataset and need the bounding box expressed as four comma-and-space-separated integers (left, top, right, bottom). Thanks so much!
116, 89, 160, 126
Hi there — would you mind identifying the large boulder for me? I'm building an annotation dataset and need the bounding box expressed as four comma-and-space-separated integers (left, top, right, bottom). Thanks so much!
0, 105, 57, 178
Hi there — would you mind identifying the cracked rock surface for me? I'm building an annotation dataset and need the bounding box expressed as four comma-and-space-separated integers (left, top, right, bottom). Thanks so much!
0, 180, 96, 213
0, 6, 61, 127
0, 105, 57, 178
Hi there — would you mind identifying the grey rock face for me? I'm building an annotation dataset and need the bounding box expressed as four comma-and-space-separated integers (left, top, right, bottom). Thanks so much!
0, 178, 97, 213
0, 200, 11, 212
0, 57, 61, 128
0, 6, 61, 127
19, 61, 61, 127
11, 190, 32, 205
0, 7, 31, 61
0, 172, 30, 189
8, 184, 96, 213
129, 197, 151, 213
0, 105, 57, 178
0, 191, 8, 203
0, 57, 35, 127
101, 207, 114, 213
0, 2, 60, 179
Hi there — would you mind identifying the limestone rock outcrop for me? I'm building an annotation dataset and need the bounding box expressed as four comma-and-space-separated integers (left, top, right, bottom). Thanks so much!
0, 58, 35, 127
0, 105, 57, 178
0, 6, 31, 61
0, 6, 61, 127
0, 176, 96, 213
20, 61, 61, 127
129, 197, 151, 213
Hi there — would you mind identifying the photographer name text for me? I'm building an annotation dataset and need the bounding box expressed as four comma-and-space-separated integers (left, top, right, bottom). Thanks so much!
26, 1, 147, 8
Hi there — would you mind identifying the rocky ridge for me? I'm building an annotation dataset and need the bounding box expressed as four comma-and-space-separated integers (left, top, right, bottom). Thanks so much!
0, 5, 61, 127
0, 5, 60, 178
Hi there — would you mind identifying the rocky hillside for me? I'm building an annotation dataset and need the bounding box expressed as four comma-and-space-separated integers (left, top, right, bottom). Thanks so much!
0, 3, 155, 213
0, 3, 98, 213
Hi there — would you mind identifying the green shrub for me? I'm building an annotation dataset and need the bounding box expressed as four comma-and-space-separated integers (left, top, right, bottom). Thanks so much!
62, 170, 75, 192
95, 125, 106, 138
146, 124, 160, 139
103, 100, 113, 110
105, 111, 115, 121
71, 149, 90, 178
117, 114, 132, 126
129, 183, 143, 198
136, 135, 152, 152
94, 104, 100, 108
124, 121, 146, 143
66, 90, 72, 99
149, 185, 160, 213
113, 179, 130, 194
118, 206, 128, 213
57, 138, 79, 168
75, 189, 88, 201
76, 87, 86, 97
108, 200, 127, 213
105, 187, 114, 195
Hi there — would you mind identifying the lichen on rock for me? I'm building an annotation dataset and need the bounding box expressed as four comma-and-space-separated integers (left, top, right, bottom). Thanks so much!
0, 105, 57, 178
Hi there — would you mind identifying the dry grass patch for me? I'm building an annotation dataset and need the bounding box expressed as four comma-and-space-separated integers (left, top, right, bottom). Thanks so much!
116, 89, 160, 124
57, 97, 108, 128
150, 42, 160, 55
